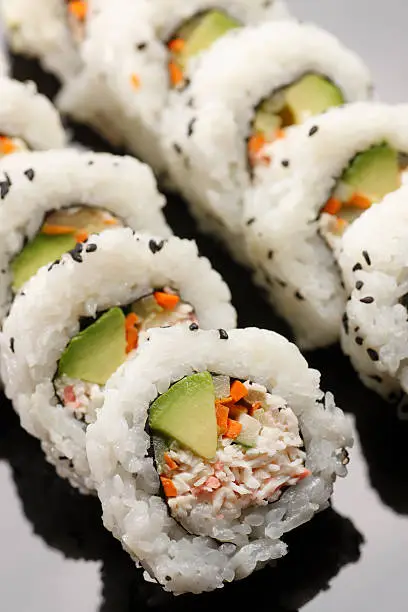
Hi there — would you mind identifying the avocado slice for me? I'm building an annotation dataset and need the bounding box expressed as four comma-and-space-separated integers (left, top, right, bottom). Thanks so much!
149, 372, 217, 460
284, 74, 344, 124
341, 143, 401, 202
58, 307, 127, 386
11, 233, 77, 291
176, 10, 240, 69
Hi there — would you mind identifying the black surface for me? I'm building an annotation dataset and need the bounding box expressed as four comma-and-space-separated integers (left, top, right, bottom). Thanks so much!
2, 3, 408, 611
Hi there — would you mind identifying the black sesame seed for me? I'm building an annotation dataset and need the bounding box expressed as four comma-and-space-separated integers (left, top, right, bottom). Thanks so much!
86, 244, 97, 253
360, 296, 374, 304
149, 239, 165, 254
24, 168, 35, 181
137, 42, 147, 50
355, 326, 360, 332
362, 250, 371, 266
189, 322, 199, 331
218, 329, 229, 340
87, 160, 94, 166
187, 98, 194, 108
184, 78, 191, 88
246, 217, 255, 226
342, 312, 349, 334
267, 250, 274, 260
308, 125, 319, 137
367, 348, 379, 362
352, 263, 362, 272
355, 280, 364, 290
165, 576, 171, 582
1, 269, 5, 274
281, 159, 290, 168
9, 338, 14, 353
0, 173, 11, 199
173, 143, 182, 155
355, 336, 364, 346
295, 291, 305, 301
277, 279, 287, 288
369, 374, 382, 383
187, 118, 196, 137
69, 243, 84, 263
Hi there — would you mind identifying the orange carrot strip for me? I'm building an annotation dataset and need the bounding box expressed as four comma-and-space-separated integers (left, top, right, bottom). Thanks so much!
164, 453, 178, 471
75, 230, 89, 243
248, 133, 266, 157
103, 217, 119, 226
0, 137, 16, 155
347, 193, 372, 210
154, 291, 180, 310
42, 224, 77, 235
160, 476, 178, 497
224, 418, 242, 439
126, 327, 138, 354
333, 218, 348, 235
230, 380, 248, 403
215, 401, 229, 435
125, 312, 139, 329
169, 61, 184, 87
322, 197, 342, 215
275, 128, 286, 140
168, 38, 186, 53
130, 73, 141, 89
68, 0, 87, 21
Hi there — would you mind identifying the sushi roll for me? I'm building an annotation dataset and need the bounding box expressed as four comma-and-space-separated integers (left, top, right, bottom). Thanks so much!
339, 185, 408, 402
1, 0, 88, 82
161, 21, 372, 258
244, 102, 408, 349
0, 46, 9, 76
57, 0, 290, 175
0, 78, 66, 155
0, 229, 236, 492
0, 149, 171, 322
86, 325, 352, 594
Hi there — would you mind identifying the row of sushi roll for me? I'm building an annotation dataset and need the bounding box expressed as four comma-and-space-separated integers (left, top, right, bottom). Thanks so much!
0, 0, 403, 596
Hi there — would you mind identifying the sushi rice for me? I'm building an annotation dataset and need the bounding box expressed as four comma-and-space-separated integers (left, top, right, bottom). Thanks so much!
161, 20, 372, 261
0, 149, 171, 322
57, 0, 290, 175
86, 325, 352, 594
244, 102, 408, 349
0, 229, 237, 492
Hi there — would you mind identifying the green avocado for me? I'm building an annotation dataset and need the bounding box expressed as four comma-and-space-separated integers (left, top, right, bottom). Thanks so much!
341, 143, 401, 202
11, 233, 77, 291
149, 372, 217, 460
177, 10, 240, 68
58, 307, 127, 386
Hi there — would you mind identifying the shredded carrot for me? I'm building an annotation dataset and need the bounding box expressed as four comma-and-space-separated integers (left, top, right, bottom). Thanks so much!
230, 380, 248, 403
126, 327, 138, 354
68, 0, 87, 21
347, 192, 372, 210
168, 38, 186, 53
215, 401, 229, 435
0, 136, 16, 155
130, 73, 141, 90
103, 217, 119, 226
322, 197, 342, 215
42, 224, 76, 235
249, 401, 262, 416
275, 128, 286, 140
164, 453, 178, 471
248, 133, 266, 157
169, 61, 184, 87
218, 395, 233, 405
160, 476, 177, 497
224, 418, 242, 440
125, 312, 139, 329
75, 230, 89, 243
333, 218, 348, 236
154, 291, 180, 310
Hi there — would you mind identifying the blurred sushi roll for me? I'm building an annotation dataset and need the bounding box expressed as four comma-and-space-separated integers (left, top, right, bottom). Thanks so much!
0, 46, 9, 76
161, 21, 372, 261
339, 186, 408, 402
0, 229, 236, 492
0, 77, 66, 155
244, 102, 408, 349
0, 149, 171, 322
1, 0, 89, 83
57, 0, 290, 175
86, 325, 352, 594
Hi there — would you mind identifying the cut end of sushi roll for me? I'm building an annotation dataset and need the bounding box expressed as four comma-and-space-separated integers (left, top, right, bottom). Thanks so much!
86, 326, 352, 594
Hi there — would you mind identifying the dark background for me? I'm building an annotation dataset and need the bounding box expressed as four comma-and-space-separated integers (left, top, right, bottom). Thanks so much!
1, 1, 408, 610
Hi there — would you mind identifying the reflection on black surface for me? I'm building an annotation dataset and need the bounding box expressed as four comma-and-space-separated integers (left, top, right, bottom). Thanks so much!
307, 345, 408, 515
0, 395, 363, 612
